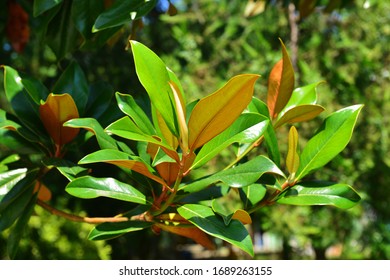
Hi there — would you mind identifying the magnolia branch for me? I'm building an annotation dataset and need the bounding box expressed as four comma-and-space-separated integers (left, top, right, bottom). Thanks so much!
36, 199, 130, 224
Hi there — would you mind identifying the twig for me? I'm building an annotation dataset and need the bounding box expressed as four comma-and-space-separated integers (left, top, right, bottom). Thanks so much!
36, 199, 129, 224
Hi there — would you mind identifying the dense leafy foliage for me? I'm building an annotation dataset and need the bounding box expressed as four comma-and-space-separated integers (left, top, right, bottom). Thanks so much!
1, 0, 384, 260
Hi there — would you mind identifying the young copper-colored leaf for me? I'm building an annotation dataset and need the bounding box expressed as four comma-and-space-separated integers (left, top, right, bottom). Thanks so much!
156, 223, 215, 250
39, 93, 80, 146
286, 126, 300, 178
156, 162, 180, 187
188, 74, 259, 150
267, 39, 295, 119
231, 209, 252, 225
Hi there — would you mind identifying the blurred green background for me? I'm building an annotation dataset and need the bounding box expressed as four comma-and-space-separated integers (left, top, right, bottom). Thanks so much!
1, 0, 389, 259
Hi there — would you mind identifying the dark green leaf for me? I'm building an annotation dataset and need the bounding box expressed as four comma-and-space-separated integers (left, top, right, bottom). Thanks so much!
239, 183, 267, 209
64, 118, 119, 151
276, 181, 361, 209
0, 169, 39, 213
177, 204, 254, 256
296, 105, 363, 180
88, 221, 152, 240
0, 168, 27, 201
52, 61, 88, 115
85, 81, 115, 121
42, 158, 89, 181
2, 66, 46, 136
66, 176, 150, 205
181, 156, 285, 193
0, 173, 36, 232
115, 92, 155, 135
93, 0, 157, 32
33, 0, 63, 17
45, 1, 79, 60
7, 193, 37, 259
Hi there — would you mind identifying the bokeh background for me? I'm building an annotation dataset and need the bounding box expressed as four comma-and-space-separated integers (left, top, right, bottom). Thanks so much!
1, 0, 389, 259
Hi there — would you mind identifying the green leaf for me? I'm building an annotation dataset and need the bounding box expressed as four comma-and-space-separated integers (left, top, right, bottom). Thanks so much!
239, 184, 267, 209
115, 92, 155, 135
64, 118, 119, 150
177, 204, 254, 256
279, 82, 323, 116
52, 61, 88, 115
78, 149, 166, 186
2, 66, 46, 135
191, 114, 268, 170
7, 193, 37, 259
85, 81, 115, 121
42, 158, 89, 181
65, 176, 150, 204
93, 0, 157, 32
45, 1, 79, 60
0, 169, 39, 213
188, 74, 260, 150
296, 104, 364, 180
275, 104, 325, 129
33, 0, 63, 17
106, 116, 178, 161
180, 156, 285, 194
88, 221, 153, 240
263, 123, 281, 166
0, 170, 37, 231
71, 0, 105, 40
267, 39, 295, 119
276, 181, 361, 209
130, 41, 178, 136
0, 168, 27, 201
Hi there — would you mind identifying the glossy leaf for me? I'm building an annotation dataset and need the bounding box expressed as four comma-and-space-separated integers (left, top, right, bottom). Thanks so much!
177, 204, 254, 256
106, 116, 179, 161
45, 1, 78, 60
33, 0, 63, 17
276, 181, 361, 209
7, 193, 37, 259
188, 74, 260, 150
52, 61, 88, 115
152, 106, 179, 150
64, 118, 119, 151
2, 66, 46, 135
88, 221, 152, 241
286, 126, 300, 177
115, 92, 155, 135
0, 169, 38, 213
66, 176, 150, 204
42, 158, 89, 181
85, 81, 115, 121
274, 104, 325, 129
191, 114, 268, 170
267, 39, 295, 119
181, 155, 285, 194
39, 93, 80, 146
93, 0, 157, 32
296, 104, 363, 180
239, 183, 267, 209
78, 149, 166, 186
0, 168, 27, 201
130, 40, 178, 136
212, 199, 252, 226
279, 82, 323, 116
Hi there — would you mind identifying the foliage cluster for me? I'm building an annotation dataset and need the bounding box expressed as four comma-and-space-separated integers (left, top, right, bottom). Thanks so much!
1, 0, 386, 259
